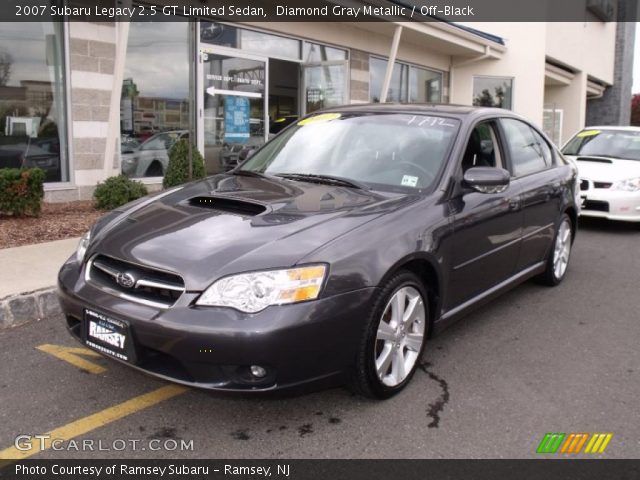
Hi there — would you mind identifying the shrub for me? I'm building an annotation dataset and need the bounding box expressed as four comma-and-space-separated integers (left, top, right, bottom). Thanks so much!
93, 175, 148, 210
162, 139, 206, 189
0, 168, 45, 216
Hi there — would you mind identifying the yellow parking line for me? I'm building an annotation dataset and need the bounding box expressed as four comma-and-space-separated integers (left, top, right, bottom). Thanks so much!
36, 344, 107, 375
0, 384, 188, 460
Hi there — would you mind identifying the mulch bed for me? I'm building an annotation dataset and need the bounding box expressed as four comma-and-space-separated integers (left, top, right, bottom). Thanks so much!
0, 201, 104, 249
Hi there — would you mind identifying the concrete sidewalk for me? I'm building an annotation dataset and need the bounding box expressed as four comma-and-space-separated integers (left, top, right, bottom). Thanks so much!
0, 237, 78, 328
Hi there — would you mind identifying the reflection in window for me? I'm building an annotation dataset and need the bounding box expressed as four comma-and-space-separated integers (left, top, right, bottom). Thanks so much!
369, 57, 442, 104
0, 22, 68, 182
200, 22, 301, 61
302, 43, 347, 63
120, 21, 190, 178
501, 119, 548, 176
473, 76, 513, 109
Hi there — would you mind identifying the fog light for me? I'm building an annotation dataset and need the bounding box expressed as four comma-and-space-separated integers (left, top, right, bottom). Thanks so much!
250, 365, 267, 378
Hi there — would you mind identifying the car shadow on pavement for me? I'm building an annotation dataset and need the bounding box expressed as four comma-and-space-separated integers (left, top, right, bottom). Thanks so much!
578, 217, 640, 234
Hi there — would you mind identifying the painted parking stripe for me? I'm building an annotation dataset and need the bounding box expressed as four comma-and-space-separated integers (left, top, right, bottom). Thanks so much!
0, 384, 188, 460
36, 344, 107, 375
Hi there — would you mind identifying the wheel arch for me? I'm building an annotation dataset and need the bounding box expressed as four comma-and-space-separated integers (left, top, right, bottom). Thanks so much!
378, 253, 442, 335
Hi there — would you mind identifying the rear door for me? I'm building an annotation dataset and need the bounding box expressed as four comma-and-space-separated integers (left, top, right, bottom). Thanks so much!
498, 118, 562, 271
446, 119, 523, 309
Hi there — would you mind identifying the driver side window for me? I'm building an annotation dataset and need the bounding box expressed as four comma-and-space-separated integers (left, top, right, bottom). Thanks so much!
461, 121, 502, 172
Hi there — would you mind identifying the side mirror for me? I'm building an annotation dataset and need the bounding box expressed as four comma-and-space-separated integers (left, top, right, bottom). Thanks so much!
463, 167, 510, 194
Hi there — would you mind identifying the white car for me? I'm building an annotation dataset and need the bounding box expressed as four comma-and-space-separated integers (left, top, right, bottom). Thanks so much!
562, 126, 640, 223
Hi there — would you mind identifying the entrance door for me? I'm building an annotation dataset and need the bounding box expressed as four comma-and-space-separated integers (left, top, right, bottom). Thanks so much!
198, 46, 267, 174
301, 61, 348, 115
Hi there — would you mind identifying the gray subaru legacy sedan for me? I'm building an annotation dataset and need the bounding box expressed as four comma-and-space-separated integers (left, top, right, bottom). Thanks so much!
58, 104, 579, 399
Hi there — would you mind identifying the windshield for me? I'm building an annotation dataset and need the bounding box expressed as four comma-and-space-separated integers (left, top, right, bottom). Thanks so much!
563, 129, 640, 161
239, 113, 460, 191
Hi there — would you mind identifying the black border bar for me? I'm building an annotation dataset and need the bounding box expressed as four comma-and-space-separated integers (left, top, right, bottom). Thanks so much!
3, 0, 640, 22
2, 460, 640, 480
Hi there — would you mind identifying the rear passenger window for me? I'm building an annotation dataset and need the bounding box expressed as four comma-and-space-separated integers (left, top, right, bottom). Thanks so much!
501, 118, 550, 176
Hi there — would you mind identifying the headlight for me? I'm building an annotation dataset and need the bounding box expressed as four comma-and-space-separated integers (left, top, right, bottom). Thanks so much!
76, 230, 91, 263
196, 265, 327, 313
612, 177, 640, 192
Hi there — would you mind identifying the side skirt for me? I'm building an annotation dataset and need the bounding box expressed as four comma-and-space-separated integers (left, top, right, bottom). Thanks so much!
432, 261, 546, 336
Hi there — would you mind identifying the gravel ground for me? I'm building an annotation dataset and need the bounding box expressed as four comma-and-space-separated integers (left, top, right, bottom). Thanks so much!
0, 201, 103, 249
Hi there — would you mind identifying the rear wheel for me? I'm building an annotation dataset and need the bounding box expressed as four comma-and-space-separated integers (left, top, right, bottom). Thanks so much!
350, 271, 428, 399
538, 213, 573, 286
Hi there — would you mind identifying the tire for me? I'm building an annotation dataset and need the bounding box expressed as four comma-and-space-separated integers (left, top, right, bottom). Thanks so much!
145, 161, 163, 177
350, 270, 429, 399
537, 213, 573, 286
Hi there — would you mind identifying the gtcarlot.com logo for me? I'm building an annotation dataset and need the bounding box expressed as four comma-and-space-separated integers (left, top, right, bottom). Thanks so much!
14, 435, 194, 452
536, 433, 613, 454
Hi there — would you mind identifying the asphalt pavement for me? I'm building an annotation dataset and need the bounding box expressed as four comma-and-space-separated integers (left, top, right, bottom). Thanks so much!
1, 217, 638, 459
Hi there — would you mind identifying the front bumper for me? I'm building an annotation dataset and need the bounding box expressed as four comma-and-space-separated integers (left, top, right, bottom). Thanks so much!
580, 189, 640, 222
58, 256, 375, 392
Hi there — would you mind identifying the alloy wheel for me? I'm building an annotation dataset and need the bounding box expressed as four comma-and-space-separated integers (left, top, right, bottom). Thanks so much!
553, 218, 572, 280
374, 286, 426, 387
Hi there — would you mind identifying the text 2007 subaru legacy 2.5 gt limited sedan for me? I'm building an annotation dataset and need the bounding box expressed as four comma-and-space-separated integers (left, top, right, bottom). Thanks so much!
58, 105, 579, 399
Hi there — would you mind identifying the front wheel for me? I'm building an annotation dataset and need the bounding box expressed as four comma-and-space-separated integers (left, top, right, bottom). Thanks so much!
538, 213, 573, 286
350, 271, 428, 399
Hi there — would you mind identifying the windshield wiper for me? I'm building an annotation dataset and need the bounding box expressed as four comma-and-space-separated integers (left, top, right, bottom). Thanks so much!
275, 173, 367, 190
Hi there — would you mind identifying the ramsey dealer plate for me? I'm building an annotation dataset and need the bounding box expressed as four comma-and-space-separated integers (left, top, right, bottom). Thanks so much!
83, 309, 135, 363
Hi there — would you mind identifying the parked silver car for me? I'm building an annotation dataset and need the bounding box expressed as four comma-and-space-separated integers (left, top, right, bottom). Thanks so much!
121, 130, 188, 178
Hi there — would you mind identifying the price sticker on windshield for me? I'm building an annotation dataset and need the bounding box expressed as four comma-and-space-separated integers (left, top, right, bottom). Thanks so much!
577, 130, 601, 138
298, 113, 342, 126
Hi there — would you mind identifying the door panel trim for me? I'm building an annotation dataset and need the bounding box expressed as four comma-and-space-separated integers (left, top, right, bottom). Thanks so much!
442, 261, 545, 322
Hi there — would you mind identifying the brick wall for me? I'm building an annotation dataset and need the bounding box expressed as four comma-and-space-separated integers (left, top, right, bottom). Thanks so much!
46, 23, 117, 202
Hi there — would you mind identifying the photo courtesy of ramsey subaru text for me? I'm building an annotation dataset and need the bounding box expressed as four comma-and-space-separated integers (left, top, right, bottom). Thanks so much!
58, 104, 579, 399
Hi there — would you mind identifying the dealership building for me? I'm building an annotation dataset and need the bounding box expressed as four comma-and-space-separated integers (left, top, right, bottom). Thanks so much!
0, 2, 634, 201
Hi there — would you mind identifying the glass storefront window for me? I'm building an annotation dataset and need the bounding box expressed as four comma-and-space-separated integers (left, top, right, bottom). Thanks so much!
473, 76, 513, 109
370, 57, 442, 104
201, 22, 301, 61
302, 43, 347, 63
121, 21, 190, 178
304, 64, 346, 113
202, 52, 265, 173
410, 67, 442, 103
0, 22, 68, 182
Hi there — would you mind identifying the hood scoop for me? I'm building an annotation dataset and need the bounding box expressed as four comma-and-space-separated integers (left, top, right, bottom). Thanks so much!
188, 196, 267, 216
577, 157, 613, 164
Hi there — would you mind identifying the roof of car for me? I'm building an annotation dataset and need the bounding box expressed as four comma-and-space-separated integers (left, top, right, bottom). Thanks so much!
321, 103, 510, 118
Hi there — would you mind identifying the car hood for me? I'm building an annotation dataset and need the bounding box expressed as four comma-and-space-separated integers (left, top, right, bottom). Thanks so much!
89, 174, 415, 290
568, 155, 640, 182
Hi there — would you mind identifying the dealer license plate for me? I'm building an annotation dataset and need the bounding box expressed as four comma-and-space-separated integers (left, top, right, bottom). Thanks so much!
84, 309, 133, 362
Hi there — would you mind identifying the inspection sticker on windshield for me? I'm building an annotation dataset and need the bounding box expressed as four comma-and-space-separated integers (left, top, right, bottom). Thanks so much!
298, 113, 341, 126
401, 175, 418, 187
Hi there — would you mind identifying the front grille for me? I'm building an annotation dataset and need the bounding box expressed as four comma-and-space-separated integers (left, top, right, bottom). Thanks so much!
87, 255, 185, 308
594, 182, 612, 189
583, 200, 610, 212
580, 179, 589, 191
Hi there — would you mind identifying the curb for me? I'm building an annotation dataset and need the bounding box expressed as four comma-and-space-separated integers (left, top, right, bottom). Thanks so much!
0, 287, 62, 329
